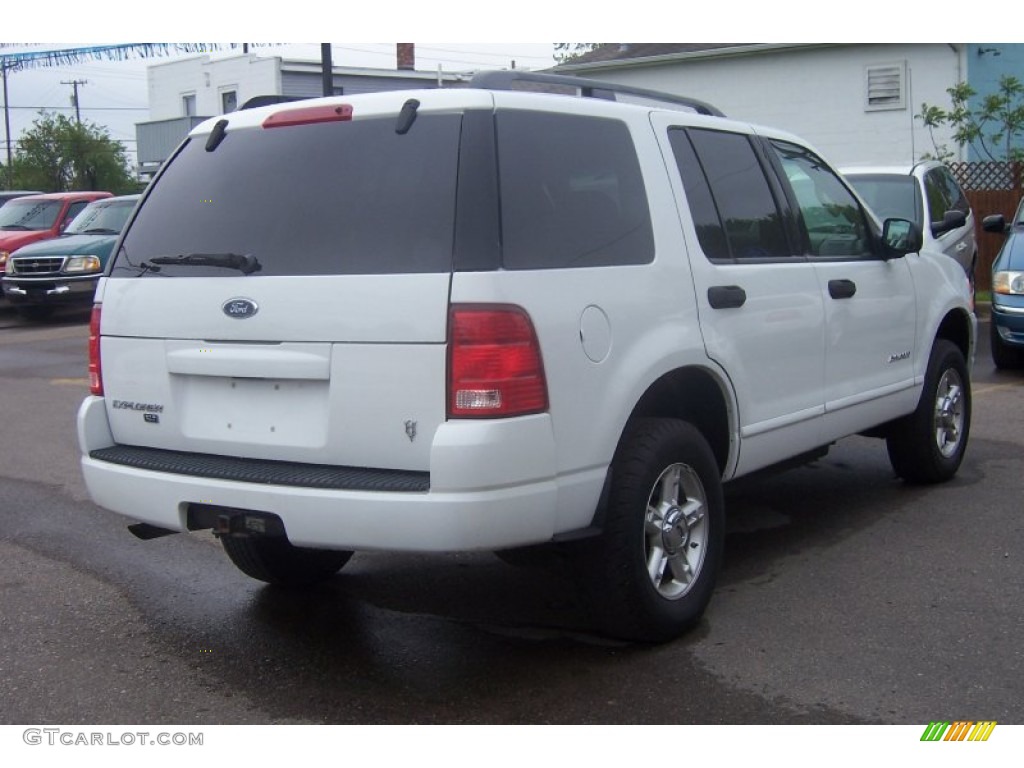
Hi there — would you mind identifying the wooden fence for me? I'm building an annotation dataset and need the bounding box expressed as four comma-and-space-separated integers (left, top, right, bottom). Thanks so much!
948, 162, 1021, 293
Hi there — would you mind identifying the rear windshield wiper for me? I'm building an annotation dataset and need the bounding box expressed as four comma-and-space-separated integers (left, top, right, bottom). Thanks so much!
81, 227, 120, 235
146, 252, 262, 275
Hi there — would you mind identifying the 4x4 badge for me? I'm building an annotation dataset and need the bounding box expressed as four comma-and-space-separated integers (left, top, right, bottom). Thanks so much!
222, 298, 259, 319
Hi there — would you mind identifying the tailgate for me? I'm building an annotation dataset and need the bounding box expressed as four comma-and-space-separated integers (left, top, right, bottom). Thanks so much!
99, 274, 450, 472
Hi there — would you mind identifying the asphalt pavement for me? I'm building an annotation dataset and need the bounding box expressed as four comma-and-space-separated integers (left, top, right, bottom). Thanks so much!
0, 299, 1021, 726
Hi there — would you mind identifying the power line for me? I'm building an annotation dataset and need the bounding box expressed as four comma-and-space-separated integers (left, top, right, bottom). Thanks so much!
3, 105, 148, 111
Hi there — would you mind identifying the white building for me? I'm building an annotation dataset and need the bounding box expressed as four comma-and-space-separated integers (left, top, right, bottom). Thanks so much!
136, 46, 464, 178
555, 44, 970, 167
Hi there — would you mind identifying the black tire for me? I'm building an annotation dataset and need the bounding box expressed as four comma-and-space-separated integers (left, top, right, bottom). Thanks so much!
886, 339, 971, 484
990, 318, 1022, 370
221, 536, 352, 586
573, 418, 724, 643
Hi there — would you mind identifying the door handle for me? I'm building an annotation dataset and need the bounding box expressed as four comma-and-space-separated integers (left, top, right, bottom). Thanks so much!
707, 285, 747, 309
828, 279, 857, 300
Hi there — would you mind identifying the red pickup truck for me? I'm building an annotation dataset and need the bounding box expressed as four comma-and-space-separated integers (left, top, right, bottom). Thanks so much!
0, 191, 113, 284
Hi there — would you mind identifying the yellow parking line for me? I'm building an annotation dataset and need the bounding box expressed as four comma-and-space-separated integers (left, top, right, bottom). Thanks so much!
50, 378, 89, 386
973, 383, 1021, 396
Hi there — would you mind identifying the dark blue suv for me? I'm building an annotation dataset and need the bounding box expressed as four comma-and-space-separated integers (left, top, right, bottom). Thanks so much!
983, 200, 1024, 368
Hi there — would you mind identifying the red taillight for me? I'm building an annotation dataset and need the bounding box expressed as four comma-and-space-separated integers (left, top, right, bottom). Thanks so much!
448, 305, 548, 418
88, 304, 103, 396
262, 104, 353, 129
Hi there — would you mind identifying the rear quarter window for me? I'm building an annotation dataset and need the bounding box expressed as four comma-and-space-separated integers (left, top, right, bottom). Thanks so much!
495, 111, 655, 269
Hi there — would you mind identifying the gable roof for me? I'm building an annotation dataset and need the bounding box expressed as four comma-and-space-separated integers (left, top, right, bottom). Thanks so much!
553, 43, 831, 72
561, 44, 751, 65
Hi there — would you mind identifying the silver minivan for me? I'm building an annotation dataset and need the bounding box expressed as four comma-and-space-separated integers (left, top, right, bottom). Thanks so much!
841, 161, 977, 289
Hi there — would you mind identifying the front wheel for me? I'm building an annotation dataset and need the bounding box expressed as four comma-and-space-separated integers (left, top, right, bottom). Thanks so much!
886, 339, 971, 484
221, 536, 352, 586
573, 419, 724, 642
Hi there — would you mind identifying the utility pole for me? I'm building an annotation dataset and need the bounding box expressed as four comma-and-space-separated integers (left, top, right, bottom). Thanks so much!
320, 44, 333, 97
2, 58, 14, 189
61, 79, 87, 124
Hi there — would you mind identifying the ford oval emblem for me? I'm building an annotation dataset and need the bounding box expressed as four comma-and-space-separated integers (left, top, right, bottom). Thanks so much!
222, 298, 259, 319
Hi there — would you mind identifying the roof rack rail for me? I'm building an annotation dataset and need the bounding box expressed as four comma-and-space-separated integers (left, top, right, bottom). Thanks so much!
468, 70, 725, 118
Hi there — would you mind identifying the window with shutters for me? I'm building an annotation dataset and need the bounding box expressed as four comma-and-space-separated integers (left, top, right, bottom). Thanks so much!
865, 62, 906, 111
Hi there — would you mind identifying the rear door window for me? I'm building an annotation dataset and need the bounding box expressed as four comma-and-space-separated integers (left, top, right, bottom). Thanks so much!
674, 128, 790, 261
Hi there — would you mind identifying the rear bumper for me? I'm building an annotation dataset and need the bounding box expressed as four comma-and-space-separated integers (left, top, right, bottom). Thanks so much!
78, 396, 600, 552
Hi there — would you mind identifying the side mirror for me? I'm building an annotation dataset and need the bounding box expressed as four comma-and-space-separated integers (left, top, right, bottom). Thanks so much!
882, 218, 922, 257
931, 209, 967, 236
982, 213, 1008, 234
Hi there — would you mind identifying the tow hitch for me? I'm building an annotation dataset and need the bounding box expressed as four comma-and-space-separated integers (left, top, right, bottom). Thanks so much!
187, 504, 287, 538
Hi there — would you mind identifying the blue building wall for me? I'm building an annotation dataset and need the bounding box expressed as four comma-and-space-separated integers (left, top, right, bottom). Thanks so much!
966, 44, 1024, 161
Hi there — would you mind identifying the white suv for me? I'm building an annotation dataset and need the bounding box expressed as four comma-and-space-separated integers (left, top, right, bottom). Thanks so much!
79, 72, 975, 642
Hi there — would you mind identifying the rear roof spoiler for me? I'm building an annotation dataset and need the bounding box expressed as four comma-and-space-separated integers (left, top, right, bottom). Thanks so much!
240, 94, 309, 110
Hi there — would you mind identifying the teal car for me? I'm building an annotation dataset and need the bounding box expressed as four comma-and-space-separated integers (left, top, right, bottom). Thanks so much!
2, 195, 139, 319
983, 198, 1024, 368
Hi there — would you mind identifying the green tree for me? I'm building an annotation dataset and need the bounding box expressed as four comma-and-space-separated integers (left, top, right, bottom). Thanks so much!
554, 43, 598, 63
9, 112, 137, 193
917, 75, 1024, 162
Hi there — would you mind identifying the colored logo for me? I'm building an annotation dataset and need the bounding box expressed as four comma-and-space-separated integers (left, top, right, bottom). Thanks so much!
920, 721, 997, 742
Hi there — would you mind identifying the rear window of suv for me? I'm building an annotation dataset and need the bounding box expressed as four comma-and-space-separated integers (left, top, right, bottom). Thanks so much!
113, 114, 462, 277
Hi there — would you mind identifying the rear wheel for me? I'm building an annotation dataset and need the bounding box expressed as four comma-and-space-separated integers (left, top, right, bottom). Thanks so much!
221, 536, 352, 586
574, 419, 724, 642
886, 339, 970, 484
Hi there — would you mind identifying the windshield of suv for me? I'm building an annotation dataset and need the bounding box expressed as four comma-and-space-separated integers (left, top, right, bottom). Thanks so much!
844, 175, 922, 226
65, 199, 137, 235
0, 199, 61, 231
113, 114, 461, 277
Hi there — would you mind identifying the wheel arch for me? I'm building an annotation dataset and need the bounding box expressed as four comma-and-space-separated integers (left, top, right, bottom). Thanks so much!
624, 365, 735, 477
934, 306, 973, 362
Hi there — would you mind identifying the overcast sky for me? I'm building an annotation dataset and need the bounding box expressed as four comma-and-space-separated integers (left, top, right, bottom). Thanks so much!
0, 43, 558, 172
1, 0, 1012, 177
